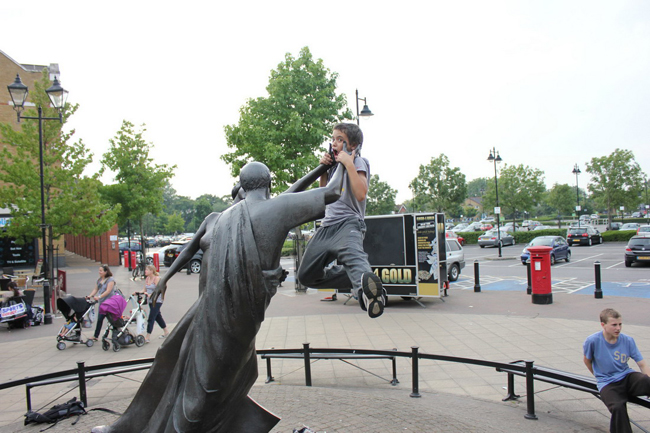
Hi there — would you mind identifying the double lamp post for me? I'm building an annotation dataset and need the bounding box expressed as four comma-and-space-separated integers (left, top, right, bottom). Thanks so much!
487, 148, 503, 258
7, 74, 69, 325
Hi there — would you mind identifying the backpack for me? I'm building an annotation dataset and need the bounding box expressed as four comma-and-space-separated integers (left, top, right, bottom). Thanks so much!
25, 397, 86, 429
24, 397, 120, 431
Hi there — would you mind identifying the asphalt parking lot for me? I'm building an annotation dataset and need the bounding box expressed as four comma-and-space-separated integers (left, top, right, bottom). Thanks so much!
456, 241, 650, 297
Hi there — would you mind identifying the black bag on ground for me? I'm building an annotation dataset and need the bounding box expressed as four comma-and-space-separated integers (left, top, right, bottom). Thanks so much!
24, 397, 86, 426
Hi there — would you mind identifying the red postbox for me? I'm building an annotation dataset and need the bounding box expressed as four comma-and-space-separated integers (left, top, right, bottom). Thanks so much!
153, 252, 160, 273
123, 251, 128, 268
131, 250, 138, 270
528, 245, 553, 304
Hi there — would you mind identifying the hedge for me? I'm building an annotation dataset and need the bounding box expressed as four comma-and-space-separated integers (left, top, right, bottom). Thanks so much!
457, 228, 636, 245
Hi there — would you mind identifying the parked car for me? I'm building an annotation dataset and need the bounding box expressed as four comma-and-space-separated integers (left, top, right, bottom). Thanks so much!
533, 225, 552, 231
446, 231, 465, 246
631, 211, 642, 218
520, 236, 570, 265
478, 229, 515, 248
146, 244, 174, 266
625, 235, 650, 267
463, 222, 483, 232
522, 220, 541, 230
119, 241, 142, 255
163, 241, 203, 273
481, 217, 495, 223
590, 214, 599, 220
607, 222, 622, 231
637, 225, 650, 236
480, 223, 494, 231
450, 223, 468, 233
446, 239, 465, 281
566, 226, 603, 246
503, 222, 521, 232
620, 223, 640, 231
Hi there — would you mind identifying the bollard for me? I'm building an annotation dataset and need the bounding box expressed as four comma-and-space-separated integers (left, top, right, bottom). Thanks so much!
410, 346, 421, 398
594, 261, 603, 299
473, 260, 481, 292
153, 253, 160, 273
526, 259, 532, 295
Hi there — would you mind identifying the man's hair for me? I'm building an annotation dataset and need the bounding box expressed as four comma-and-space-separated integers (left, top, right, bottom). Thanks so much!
600, 308, 621, 324
334, 123, 363, 148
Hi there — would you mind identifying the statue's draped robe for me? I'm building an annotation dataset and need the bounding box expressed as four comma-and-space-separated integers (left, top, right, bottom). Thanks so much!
106, 201, 281, 432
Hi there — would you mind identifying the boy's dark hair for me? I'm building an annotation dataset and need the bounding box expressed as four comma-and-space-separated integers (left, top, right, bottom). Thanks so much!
600, 308, 621, 324
334, 123, 363, 148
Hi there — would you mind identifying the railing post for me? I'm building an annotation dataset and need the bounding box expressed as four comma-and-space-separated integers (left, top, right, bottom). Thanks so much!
265, 357, 274, 383
303, 342, 312, 387
594, 261, 603, 299
26, 384, 32, 412
391, 349, 399, 386
410, 346, 421, 398
526, 259, 532, 295
502, 372, 520, 401
77, 361, 87, 407
524, 360, 538, 420
473, 260, 481, 292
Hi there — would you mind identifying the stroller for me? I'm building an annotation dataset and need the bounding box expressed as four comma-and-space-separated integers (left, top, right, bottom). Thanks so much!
100, 293, 146, 352
56, 296, 96, 350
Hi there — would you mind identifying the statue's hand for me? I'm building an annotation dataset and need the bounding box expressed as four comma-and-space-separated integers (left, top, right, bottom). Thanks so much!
151, 280, 167, 304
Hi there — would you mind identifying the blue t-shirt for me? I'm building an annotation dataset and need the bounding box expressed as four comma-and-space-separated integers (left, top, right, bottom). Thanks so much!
583, 331, 643, 391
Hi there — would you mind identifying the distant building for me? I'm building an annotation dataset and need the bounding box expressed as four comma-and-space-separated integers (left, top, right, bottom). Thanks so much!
464, 196, 483, 214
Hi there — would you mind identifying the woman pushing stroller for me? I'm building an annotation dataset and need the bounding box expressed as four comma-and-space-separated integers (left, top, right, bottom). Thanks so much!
86, 264, 118, 341
133, 265, 169, 343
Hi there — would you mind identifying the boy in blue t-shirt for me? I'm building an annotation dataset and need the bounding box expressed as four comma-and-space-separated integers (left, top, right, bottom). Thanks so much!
297, 123, 386, 318
583, 308, 650, 433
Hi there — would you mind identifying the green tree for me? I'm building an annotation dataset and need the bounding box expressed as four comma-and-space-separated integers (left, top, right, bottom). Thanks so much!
165, 212, 185, 234
587, 149, 643, 226
466, 177, 488, 198
366, 174, 397, 216
409, 154, 466, 213
0, 70, 119, 243
483, 164, 545, 225
222, 46, 353, 194
100, 121, 175, 242
545, 183, 575, 228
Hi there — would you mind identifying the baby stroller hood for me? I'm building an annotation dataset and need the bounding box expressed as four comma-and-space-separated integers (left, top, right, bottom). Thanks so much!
57, 296, 92, 321
99, 295, 126, 318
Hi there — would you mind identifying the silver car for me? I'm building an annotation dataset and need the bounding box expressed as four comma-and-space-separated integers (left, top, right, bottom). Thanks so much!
478, 229, 515, 248
446, 239, 465, 281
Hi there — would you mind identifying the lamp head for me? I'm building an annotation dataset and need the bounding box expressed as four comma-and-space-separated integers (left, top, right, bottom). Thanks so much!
7, 74, 28, 121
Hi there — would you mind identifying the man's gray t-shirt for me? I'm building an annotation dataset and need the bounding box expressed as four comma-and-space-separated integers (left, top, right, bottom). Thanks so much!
321, 156, 369, 227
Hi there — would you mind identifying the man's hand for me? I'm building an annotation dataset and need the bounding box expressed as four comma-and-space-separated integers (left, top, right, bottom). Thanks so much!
151, 281, 167, 304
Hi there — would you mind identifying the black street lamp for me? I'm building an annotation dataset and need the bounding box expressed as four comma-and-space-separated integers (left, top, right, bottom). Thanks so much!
487, 148, 503, 257
572, 164, 581, 228
355, 89, 374, 125
7, 74, 68, 325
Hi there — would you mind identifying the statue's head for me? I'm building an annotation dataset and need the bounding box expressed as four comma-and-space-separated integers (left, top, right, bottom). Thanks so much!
240, 161, 271, 192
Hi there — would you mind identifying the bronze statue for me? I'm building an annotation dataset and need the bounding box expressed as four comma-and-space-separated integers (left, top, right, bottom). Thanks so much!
93, 161, 342, 433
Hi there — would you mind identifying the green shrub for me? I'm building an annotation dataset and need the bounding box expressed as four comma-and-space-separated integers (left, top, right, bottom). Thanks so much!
282, 239, 294, 256
457, 232, 481, 245
601, 230, 638, 242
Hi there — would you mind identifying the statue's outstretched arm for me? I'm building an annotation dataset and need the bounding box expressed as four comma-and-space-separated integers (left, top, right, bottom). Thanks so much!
284, 163, 332, 194
323, 163, 344, 204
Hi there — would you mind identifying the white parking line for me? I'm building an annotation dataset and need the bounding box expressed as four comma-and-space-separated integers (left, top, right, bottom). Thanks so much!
606, 261, 624, 269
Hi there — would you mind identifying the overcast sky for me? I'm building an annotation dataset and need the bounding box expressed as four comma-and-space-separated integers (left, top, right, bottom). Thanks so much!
3, 1, 650, 204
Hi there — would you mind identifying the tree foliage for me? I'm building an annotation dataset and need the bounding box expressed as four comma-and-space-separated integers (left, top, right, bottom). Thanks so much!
409, 154, 466, 213
100, 121, 175, 237
586, 149, 643, 225
482, 164, 545, 223
545, 183, 575, 217
366, 174, 397, 216
466, 177, 488, 198
0, 70, 119, 242
221, 46, 353, 194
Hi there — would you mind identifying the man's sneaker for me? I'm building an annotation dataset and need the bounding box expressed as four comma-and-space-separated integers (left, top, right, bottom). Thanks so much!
361, 272, 385, 318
